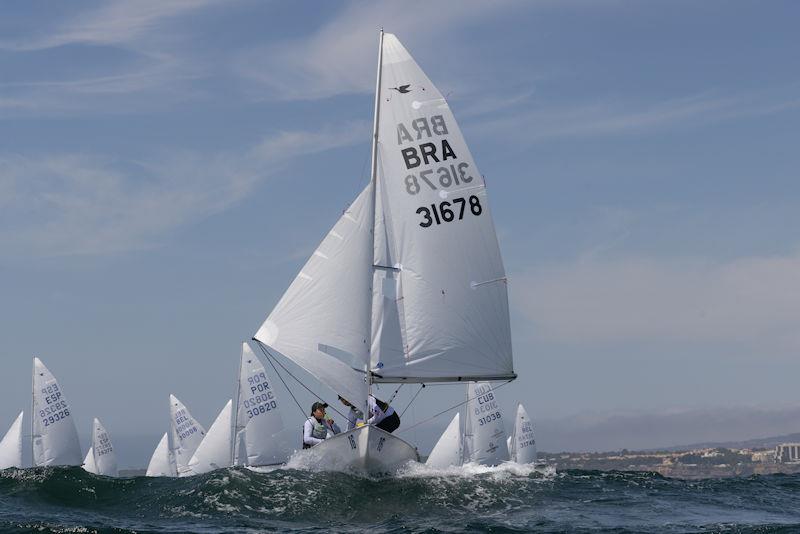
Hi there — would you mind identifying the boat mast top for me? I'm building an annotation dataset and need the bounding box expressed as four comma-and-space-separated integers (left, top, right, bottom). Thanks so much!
366, 29, 385, 412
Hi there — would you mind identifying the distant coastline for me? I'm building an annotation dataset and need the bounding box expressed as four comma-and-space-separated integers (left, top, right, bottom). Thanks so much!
540, 445, 800, 479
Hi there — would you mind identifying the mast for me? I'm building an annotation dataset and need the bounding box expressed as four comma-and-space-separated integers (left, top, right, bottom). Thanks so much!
30, 358, 34, 467
232, 344, 244, 467
366, 28, 385, 415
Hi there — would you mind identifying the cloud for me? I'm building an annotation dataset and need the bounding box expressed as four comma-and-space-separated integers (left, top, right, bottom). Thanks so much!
233, 0, 517, 101
0, 1, 226, 116
514, 254, 800, 353
475, 90, 800, 143
0, 0, 223, 52
0, 121, 369, 258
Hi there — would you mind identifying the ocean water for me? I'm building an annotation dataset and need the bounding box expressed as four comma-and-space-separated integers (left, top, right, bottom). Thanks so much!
2, 463, 800, 533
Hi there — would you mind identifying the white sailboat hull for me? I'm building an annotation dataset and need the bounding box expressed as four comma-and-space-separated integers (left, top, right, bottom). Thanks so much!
291, 425, 418, 473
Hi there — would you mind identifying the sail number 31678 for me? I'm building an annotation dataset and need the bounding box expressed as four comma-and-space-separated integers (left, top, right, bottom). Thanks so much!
417, 196, 482, 228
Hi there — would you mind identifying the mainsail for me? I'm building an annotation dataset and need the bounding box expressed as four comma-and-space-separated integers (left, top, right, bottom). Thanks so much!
425, 412, 462, 469
0, 412, 23, 469
254, 184, 374, 409
463, 382, 509, 466
188, 399, 233, 475
32, 357, 82, 467
146, 432, 176, 477
234, 343, 291, 466
369, 33, 513, 382
83, 418, 118, 477
508, 403, 537, 464
168, 394, 206, 477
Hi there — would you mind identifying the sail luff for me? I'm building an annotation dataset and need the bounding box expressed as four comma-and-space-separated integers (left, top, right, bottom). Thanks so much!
365, 28, 386, 416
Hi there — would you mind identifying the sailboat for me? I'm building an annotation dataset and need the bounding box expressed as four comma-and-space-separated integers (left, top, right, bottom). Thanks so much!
507, 403, 537, 465
252, 31, 514, 473
463, 382, 510, 466
187, 399, 233, 475
233, 342, 291, 467
31, 357, 82, 467
146, 432, 176, 477
425, 413, 462, 469
168, 394, 206, 477
426, 382, 510, 468
0, 412, 23, 469
82, 418, 118, 477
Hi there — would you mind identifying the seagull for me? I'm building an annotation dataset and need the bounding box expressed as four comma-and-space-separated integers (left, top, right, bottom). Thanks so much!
390, 84, 412, 94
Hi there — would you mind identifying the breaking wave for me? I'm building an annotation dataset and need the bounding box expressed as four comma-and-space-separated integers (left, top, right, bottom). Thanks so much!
1, 465, 800, 533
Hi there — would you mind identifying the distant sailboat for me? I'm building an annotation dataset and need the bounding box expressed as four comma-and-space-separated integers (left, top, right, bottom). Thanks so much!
82, 418, 118, 477
425, 413, 462, 469
233, 342, 290, 467
464, 382, 509, 466
146, 432, 176, 477
0, 412, 23, 469
252, 31, 514, 473
187, 399, 232, 475
32, 357, 82, 467
169, 394, 206, 477
508, 403, 537, 465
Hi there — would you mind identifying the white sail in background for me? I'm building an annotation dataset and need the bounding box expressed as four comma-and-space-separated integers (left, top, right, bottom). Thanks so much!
146, 433, 176, 477
234, 343, 291, 466
0, 412, 23, 469
188, 399, 232, 475
32, 357, 82, 467
425, 413, 462, 469
463, 382, 509, 466
83, 447, 96, 473
509, 403, 537, 464
83, 418, 118, 477
370, 33, 513, 383
254, 184, 374, 410
168, 394, 206, 477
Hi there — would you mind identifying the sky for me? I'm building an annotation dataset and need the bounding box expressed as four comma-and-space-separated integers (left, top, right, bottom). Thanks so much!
1, 1, 799, 468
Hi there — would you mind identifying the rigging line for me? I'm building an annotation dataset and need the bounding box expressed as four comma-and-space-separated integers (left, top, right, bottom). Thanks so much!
387, 384, 404, 404
256, 341, 306, 420
399, 384, 425, 418
254, 340, 349, 421
396, 379, 514, 435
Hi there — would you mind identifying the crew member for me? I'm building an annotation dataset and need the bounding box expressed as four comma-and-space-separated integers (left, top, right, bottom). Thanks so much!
338, 395, 364, 430
368, 395, 400, 433
336, 395, 400, 432
302, 401, 340, 448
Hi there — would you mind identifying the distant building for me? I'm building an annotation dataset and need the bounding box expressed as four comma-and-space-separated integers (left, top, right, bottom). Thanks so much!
775, 443, 800, 463
751, 450, 776, 464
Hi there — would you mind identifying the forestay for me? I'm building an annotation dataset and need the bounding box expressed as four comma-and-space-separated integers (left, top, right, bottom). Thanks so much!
83, 418, 118, 477
146, 433, 176, 477
188, 399, 232, 475
0, 412, 23, 469
463, 382, 509, 466
254, 185, 374, 409
32, 357, 82, 467
168, 394, 206, 477
509, 403, 537, 464
370, 33, 513, 383
234, 343, 290, 466
425, 412, 462, 469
